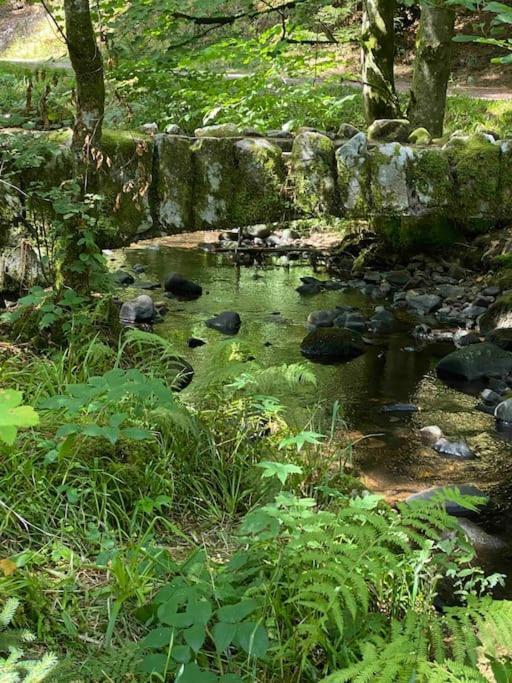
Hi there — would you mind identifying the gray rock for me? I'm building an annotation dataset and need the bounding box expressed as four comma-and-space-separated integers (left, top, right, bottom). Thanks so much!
368, 307, 394, 334
462, 304, 487, 319
454, 330, 481, 348
382, 403, 418, 413
119, 295, 156, 325
437, 284, 465, 299
457, 518, 507, 554
407, 293, 442, 314
245, 224, 272, 239
164, 272, 202, 299
164, 123, 184, 135
113, 270, 135, 286
405, 485, 488, 517
481, 388, 502, 405
433, 438, 474, 460
300, 328, 365, 363
387, 270, 410, 287
195, 123, 241, 138
420, 425, 444, 445
296, 283, 322, 296
487, 327, 512, 352
307, 310, 336, 328
334, 311, 367, 332
489, 377, 508, 394
483, 286, 500, 297
206, 311, 241, 335
367, 118, 412, 143
495, 399, 512, 423
281, 228, 299, 242
140, 122, 158, 135
337, 123, 360, 138
437, 342, 512, 382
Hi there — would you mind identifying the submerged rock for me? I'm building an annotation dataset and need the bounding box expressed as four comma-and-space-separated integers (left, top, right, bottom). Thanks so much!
432, 439, 474, 460
437, 343, 512, 382
382, 403, 418, 413
300, 328, 365, 364
307, 310, 336, 328
405, 485, 488, 518
188, 337, 206, 348
206, 311, 241, 335
164, 272, 203, 299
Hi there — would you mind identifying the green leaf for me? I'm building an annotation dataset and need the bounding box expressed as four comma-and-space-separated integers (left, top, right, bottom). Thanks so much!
184, 623, 206, 652
176, 662, 217, 683
171, 644, 191, 663
0, 389, 39, 445
138, 653, 169, 675
278, 431, 324, 452
212, 622, 237, 652
187, 598, 212, 625
256, 461, 303, 485
141, 627, 174, 649
217, 599, 259, 623
235, 622, 269, 658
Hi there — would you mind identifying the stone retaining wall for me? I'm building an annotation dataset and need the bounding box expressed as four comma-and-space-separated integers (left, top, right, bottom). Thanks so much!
1, 127, 511, 250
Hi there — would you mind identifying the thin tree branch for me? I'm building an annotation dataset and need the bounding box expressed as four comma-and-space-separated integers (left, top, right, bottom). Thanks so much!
39, 0, 69, 46
171, 0, 304, 26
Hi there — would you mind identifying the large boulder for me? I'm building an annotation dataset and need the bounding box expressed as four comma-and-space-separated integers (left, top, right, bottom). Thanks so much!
0, 242, 41, 294
436, 342, 512, 382
290, 132, 338, 216
195, 123, 241, 138
300, 327, 365, 363
369, 143, 413, 215
191, 138, 237, 230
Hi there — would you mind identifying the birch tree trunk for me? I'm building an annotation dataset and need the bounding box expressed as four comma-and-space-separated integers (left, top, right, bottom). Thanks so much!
64, 0, 105, 148
361, 0, 400, 124
408, 1, 455, 137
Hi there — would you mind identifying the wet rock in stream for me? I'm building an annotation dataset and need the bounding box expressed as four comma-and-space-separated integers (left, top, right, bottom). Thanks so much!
437, 342, 512, 382
119, 295, 156, 325
300, 328, 365, 363
206, 311, 242, 335
432, 439, 475, 460
164, 272, 203, 299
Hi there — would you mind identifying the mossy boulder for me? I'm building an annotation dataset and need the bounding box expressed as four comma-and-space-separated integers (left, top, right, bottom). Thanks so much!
155, 134, 194, 233
369, 143, 413, 215
408, 127, 432, 145
336, 132, 370, 217
300, 327, 365, 364
436, 342, 512, 382
368, 119, 412, 143
99, 130, 155, 244
377, 214, 460, 251
191, 137, 237, 230
499, 140, 512, 220
231, 138, 287, 225
290, 132, 338, 216
480, 293, 512, 333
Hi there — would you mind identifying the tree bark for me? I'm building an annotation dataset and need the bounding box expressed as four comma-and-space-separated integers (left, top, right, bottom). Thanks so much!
64, 0, 105, 148
361, 0, 400, 124
408, 1, 455, 137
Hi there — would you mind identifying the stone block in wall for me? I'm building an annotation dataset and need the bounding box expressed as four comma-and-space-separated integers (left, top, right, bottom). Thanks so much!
155, 134, 194, 233
407, 146, 454, 214
231, 138, 287, 225
98, 130, 154, 243
336, 132, 370, 217
445, 134, 501, 223
369, 142, 413, 215
290, 132, 338, 216
191, 137, 237, 230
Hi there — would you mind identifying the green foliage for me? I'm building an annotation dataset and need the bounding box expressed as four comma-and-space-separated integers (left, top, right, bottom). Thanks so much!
0, 598, 57, 682
454, 1, 512, 64
0, 390, 39, 445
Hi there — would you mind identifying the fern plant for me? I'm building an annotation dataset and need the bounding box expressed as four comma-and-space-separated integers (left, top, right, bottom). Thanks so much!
0, 598, 57, 683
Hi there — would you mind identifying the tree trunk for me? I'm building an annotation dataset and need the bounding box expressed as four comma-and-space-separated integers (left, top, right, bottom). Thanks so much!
64, 0, 105, 148
361, 0, 400, 124
408, 2, 455, 137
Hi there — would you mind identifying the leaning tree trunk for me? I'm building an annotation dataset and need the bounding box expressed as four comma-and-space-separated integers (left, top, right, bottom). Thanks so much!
407, 1, 455, 137
361, 0, 400, 124
64, 0, 105, 148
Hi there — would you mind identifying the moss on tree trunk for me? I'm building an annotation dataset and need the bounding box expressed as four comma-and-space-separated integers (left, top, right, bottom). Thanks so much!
408, 2, 455, 137
64, 0, 105, 148
361, 0, 400, 124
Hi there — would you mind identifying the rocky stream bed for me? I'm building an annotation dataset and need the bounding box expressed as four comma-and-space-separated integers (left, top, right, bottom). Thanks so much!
107, 227, 512, 594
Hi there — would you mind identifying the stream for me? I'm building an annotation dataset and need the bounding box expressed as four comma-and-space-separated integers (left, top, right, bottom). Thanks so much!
112, 239, 512, 593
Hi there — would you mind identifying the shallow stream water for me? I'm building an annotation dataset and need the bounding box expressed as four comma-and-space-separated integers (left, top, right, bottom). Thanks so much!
114, 242, 512, 587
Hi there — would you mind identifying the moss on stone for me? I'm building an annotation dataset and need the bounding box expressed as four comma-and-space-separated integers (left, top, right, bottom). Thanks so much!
407, 147, 453, 212
290, 132, 339, 216
376, 214, 461, 251
336, 133, 370, 218
499, 140, 512, 221
369, 143, 412, 215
